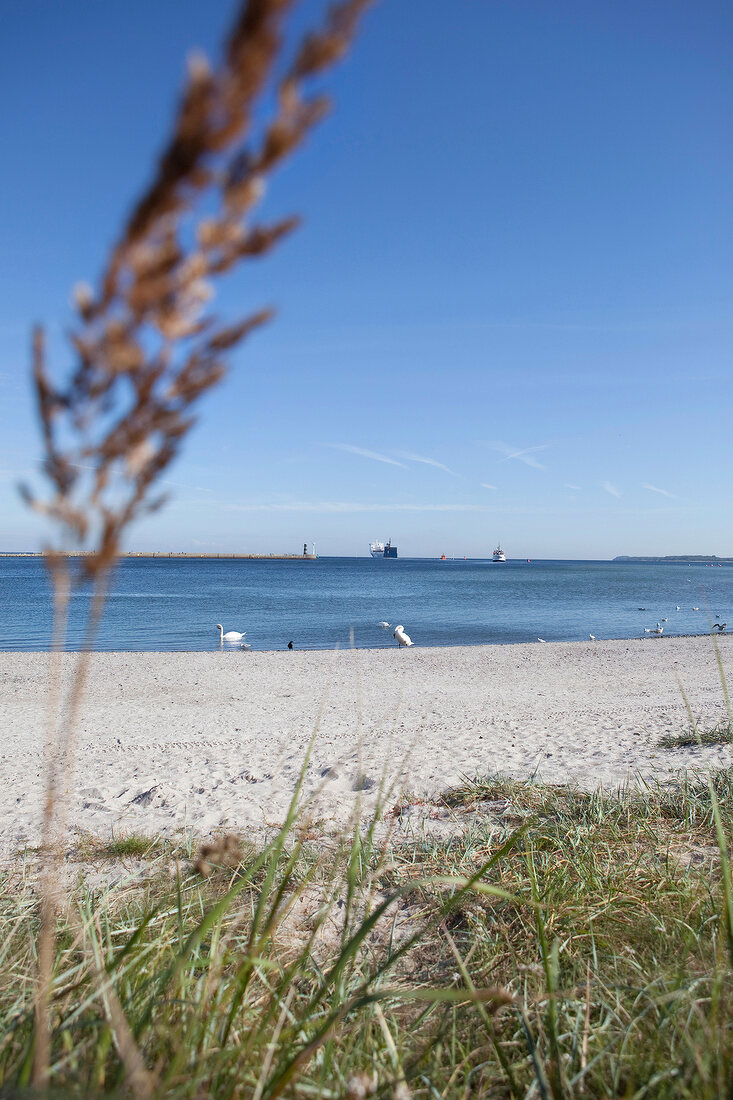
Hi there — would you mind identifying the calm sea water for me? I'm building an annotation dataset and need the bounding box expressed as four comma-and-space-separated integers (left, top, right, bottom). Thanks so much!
0, 556, 731, 653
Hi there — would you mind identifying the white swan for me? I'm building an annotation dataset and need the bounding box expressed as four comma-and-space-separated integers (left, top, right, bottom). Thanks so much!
216, 623, 245, 643
393, 625, 414, 647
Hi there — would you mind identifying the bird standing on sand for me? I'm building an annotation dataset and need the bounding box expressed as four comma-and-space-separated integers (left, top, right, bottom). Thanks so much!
393, 625, 414, 647
217, 624, 245, 643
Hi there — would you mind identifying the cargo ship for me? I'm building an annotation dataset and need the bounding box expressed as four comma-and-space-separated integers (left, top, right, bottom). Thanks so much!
370, 539, 398, 558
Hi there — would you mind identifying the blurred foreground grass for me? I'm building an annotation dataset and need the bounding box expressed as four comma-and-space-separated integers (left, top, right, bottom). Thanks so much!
3, 770, 733, 1098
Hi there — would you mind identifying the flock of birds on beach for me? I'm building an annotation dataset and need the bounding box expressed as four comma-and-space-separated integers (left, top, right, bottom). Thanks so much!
588, 606, 726, 644
216, 607, 727, 651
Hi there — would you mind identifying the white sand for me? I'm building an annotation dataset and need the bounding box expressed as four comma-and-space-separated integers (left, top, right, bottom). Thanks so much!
0, 636, 731, 854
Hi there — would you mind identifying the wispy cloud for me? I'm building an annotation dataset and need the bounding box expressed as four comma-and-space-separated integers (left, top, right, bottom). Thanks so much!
481, 483, 498, 490
161, 480, 213, 493
395, 450, 456, 474
642, 483, 675, 498
225, 500, 487, 513
485, 441, 550, 469
565, 483, 581, 490
603, 481, 622, 498
321, 443, 407, 468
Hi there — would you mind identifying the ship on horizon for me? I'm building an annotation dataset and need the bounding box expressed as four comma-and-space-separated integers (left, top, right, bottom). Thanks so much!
370, 539, 398, 558
492, 544, 506, 562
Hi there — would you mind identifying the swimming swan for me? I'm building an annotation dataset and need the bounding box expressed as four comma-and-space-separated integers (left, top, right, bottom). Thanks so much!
393, 625, 414, 647
216, 624, 245, 643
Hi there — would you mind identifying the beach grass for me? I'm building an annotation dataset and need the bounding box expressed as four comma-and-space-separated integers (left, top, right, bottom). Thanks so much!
2, 769, 733, 1098
659, 720, 733, 749
77, 831, 170, 861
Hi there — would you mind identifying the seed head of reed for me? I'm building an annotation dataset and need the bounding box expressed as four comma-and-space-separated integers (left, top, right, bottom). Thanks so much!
23, 0, 372, 584
21, 3, 372, 1089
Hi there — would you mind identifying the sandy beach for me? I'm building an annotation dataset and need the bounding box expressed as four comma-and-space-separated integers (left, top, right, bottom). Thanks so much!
0, 635, 731, 854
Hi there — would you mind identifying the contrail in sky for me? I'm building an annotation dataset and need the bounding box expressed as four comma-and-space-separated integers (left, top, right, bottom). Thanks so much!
321, 444, 407, 468
642, 483, 675, 498
485, 441, 550, 469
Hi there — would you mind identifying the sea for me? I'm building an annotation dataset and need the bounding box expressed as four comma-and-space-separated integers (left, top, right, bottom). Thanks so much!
0, 556, 731, 653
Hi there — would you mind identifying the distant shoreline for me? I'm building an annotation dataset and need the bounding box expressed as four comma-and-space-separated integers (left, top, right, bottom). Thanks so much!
1, 552, 731, 563
613, 555, 733, 563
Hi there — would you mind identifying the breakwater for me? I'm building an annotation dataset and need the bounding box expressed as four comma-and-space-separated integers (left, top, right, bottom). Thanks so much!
0, 552, 317, 560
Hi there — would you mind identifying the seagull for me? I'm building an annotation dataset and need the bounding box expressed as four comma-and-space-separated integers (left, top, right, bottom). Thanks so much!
537, 637, 546, 643
216, 624, 245, 643
589, 634, 596, 641
713, 623, 727, 632
393, 625, 414, 647
661, 618, 668, 622
692, 607, 700, 612
377, 621, 390, 628
240, 641, 252, 650
638, 608, 647, 611
651, 625, 664, 636
676, 606, 681, 611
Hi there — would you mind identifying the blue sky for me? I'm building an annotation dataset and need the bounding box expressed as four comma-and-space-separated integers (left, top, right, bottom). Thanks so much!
1, 0, 731, 558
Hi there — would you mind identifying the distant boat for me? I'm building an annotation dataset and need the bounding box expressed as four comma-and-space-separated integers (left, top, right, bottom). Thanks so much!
370, 538, 398, 559
492, 545, 506, 563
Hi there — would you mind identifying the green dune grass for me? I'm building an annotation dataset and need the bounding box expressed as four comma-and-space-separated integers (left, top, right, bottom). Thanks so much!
2, 768, 733, 1098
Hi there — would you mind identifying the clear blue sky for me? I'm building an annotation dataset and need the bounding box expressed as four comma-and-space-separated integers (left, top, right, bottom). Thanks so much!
1, 0, 731, 558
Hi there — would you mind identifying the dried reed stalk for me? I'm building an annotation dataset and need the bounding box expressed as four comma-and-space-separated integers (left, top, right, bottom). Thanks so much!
24, 0, 371, 1089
